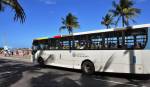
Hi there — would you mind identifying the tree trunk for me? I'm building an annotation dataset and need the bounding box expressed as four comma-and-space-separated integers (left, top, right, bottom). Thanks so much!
122, 16, 125, 48
68, 31, 72, 50
122, 16, 125, 27
106, 25, 109, 29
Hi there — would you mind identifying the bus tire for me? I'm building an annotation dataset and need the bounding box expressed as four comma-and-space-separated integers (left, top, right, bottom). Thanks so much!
37, 57, 45, 67
81, 61, 95, 75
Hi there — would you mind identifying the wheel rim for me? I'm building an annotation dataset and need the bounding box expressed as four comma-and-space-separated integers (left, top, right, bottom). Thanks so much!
38, 58, 44, 65
84, 65, 90, 73
84, 63, 93, 73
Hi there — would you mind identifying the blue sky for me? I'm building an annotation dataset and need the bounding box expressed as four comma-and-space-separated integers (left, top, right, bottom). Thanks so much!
0, 0, 150, 48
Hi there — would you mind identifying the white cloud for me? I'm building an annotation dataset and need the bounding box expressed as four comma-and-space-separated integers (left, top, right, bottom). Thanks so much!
39, 0, 56, 5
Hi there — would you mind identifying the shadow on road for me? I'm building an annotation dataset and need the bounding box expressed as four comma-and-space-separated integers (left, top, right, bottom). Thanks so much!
0, 59, 40, 87
30, 65, 150, 87
0, 59, 150, 87
95, 72, 150, 80
30, 72, 111, 87
30, 71, 150, 87
44, 65, 150, 80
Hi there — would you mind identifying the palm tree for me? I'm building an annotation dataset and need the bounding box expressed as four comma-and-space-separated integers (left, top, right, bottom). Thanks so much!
60, 13, 80, 50
0, 0, 26, 23
101, 13, 114, 29
110, 0, 141, 27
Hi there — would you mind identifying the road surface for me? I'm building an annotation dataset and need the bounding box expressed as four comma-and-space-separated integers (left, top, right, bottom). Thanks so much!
0, 57, 150, 87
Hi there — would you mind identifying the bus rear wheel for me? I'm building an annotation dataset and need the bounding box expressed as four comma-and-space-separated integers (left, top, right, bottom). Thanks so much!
81, 61, 95, 75
37, 57, 45, 67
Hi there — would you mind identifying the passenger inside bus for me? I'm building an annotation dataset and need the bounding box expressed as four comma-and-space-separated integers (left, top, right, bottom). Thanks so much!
80, 44, 85, 49
135, 42, 142, 48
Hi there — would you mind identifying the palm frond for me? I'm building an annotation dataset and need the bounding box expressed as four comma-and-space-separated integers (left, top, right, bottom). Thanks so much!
61, 17, 66, 25
110, 0, 141, 27
73, 22, 80, 28
59, 12, 79, 34
0, 2, 4, 11
101, 13, 114, 28
2, 0, 26, 23
115, 16, 121, 27
112, 1, 118, 8
131, 19, 137, 24
59, 26, 66, 32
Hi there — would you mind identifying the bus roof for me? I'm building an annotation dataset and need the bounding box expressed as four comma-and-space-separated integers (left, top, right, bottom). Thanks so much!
71, 24, 150, 36
34, 37, 49, 40
34, 24, 150, 40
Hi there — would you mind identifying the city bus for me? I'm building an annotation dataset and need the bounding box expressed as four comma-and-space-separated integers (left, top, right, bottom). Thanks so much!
32, 24, 150, 74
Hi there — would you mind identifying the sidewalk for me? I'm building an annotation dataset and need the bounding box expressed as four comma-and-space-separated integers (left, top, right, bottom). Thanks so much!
0, 55, 32, 63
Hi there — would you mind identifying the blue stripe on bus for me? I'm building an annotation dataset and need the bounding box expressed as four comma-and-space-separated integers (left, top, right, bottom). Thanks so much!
145, 28, 150, 49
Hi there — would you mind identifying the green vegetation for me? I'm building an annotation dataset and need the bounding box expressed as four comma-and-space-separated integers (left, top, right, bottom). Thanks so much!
110, 0, 141, 27
101, 0, 141, 28
0, 0, 26, 23
100, 0, 141, 48
101, 12, 114, 29
60, 13, 80, 35
60, 13, 80, 49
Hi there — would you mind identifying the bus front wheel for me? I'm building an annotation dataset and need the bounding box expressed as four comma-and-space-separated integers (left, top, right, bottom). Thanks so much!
37, 57, 45, 67
81, 61, 95, 75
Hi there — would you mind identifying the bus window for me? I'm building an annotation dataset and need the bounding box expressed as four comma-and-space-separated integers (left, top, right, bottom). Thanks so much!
125, 28, 148, 49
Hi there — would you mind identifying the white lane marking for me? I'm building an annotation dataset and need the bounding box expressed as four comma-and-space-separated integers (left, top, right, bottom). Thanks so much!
94, 78, 147, 87
0, 72, 11, 75
0, 71, 18, 76
0, 72, 11, 77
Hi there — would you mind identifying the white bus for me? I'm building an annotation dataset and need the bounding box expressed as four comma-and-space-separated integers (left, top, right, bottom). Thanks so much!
32, 24, 150, 74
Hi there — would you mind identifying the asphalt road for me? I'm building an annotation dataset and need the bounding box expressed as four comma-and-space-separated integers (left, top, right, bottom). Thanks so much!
0, 57, 150, 87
